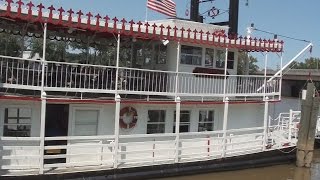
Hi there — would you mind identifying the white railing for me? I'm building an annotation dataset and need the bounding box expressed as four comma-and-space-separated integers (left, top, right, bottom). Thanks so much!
0, 56, 42, 90
0, 127, 275, 175
279, 110, 320, 140
117, 133, 176, 166
0, 137, 41, 171
267, 110, 303, 148
43, 61, 117, 93
43, 135, 115, 169
117, 67, 176, 95
178, 131, 224, 161
226, 75, 281, 95
177, 72, 225, 95
225, 127, 265, 156
0, 55, 281, 97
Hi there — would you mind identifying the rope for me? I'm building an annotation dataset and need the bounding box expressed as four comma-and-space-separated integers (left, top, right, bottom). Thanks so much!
254, 28, 311, 43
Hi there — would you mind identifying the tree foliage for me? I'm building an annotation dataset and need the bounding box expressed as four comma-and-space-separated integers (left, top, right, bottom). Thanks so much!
0, 33, 23, 56
292, 57, 320, 69
28, 37, 68, 61
237, 52, 259, 75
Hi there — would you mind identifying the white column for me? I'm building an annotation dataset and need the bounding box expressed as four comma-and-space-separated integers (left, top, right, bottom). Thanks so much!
263, 97, 269, 151
223, 48, 229, 98
279, 53, 283, 100
263, 53, 268, 97
288, 109, 293, 142
39, 22, 47, 175
113, 95, 121, 168
115, 33, 121, 95
175, 42, 181, 97
222, 97, 229, 157
175, 96, 181, 163
39, 92, 46, 174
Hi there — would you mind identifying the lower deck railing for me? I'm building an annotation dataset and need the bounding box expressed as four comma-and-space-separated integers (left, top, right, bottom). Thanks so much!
0, 55, 281, 98
0, 125, 295, 176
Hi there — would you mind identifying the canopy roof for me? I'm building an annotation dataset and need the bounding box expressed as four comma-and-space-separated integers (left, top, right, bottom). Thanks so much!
0, 0, 284, 52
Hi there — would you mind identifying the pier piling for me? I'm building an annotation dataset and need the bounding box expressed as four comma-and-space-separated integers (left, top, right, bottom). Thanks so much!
296, 83, 319, 167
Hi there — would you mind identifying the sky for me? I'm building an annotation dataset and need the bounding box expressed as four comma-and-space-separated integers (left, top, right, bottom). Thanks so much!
28, 0, 320, 69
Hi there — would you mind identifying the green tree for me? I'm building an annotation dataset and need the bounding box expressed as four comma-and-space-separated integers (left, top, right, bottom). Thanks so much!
292, 57, 320, 69
237, 52, 259, 75
0, 33, 23, 56
28, 37, 68, 61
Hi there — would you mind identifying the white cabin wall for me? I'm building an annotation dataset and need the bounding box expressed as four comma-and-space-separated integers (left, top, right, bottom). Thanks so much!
227, 103, 264, 129
0, 100, 265, 136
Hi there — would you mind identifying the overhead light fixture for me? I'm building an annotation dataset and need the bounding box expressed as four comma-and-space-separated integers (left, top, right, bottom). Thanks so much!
162, 39, 169, 46
67, 28, 74, 34
274, 34, 278, 41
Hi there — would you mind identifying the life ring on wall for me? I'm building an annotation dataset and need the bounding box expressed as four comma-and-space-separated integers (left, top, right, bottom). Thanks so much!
119, 107, 138, 129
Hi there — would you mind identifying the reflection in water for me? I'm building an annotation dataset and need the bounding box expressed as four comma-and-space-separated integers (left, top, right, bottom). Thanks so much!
293, 167, 310, 180
159, 150, 320, 180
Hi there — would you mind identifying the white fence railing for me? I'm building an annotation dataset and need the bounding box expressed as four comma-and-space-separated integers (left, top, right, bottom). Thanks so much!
0, 126, 295, 175
0, 56, 281, 97
267, 110, 320, 148
43, 135, 115, 169
0, 137, 41, 171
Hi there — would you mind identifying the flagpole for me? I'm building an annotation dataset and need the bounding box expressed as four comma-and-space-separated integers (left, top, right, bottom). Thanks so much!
145, 0, 148, 22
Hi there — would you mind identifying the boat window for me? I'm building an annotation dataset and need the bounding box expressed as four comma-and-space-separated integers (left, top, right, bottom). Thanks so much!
205, 48, 215, 67
173, 110, 190, 133
216, 50, 235, 69
147, 110, 166, 134
155, 44, 167, 64
74, 110, 99, 136
227, 52, 235, 69
180, 45, 202, 65
198, 110, 214, 132
3, 107, 31, 137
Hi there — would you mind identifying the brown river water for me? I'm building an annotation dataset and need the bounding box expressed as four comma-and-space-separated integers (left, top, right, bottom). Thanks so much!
158, 150, 320, 180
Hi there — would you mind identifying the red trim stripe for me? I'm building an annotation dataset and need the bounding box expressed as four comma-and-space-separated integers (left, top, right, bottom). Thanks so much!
0, 95, 280, 105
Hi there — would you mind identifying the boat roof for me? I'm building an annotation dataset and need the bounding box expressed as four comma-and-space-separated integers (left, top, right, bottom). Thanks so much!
0, 0, 283, 52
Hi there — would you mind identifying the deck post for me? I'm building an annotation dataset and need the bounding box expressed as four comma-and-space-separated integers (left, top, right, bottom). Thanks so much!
223, 48, 229, 97
175, 42, 181, 97
288, 109, 293, 142
113, 94, 121, 168
263, 97, 269, 151
222, 97, 229, 157
263, 53, 268, 97
39, 22, 47, 175
279, 52, 283, 100
175, 96, 181, 163
115, 32, 121, 94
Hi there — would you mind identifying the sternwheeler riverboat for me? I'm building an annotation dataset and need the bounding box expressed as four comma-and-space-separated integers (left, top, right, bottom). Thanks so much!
0, 0, 314, 179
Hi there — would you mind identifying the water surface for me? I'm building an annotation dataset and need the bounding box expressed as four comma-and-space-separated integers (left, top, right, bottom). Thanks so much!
159, 150, 320, 180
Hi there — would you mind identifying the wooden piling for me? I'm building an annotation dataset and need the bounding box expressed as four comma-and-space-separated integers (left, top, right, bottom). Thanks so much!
296, 83, 320, 167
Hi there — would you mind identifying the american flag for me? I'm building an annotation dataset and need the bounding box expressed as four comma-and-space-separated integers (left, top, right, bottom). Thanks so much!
147, 0, 176, 17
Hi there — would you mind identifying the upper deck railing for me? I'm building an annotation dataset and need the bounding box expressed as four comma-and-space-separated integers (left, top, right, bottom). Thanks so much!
0, 55, 281, 98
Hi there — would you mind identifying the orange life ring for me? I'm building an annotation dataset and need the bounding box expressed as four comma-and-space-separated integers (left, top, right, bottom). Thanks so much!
119, 107, 138, 129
